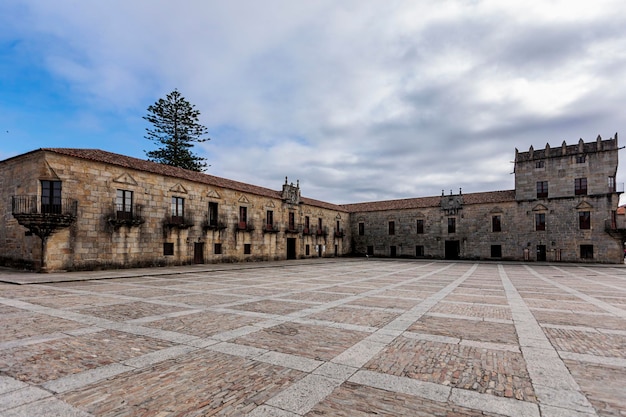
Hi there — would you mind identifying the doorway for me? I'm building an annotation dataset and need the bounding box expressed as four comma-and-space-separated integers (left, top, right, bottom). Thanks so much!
445, 240, 460, 260
193, 242, 204, 264
536, 245, 546, 261
286, 238, 296, 260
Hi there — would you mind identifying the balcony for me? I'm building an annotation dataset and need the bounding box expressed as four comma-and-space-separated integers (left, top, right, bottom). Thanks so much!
164, 214, 193, 229
605, 219, 626, 239
334, 228, 345, 239
108, 204, 145, 229
236, 221, 255, 232
11, 195, 78, 239
285, 223, 302, 234
263, 223, 280, 234
316, 227, 329, 237
202, 215, 228, 231
302, 227, 313, 235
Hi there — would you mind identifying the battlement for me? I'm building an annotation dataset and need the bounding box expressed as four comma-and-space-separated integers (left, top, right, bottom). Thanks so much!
515, 134, 618, 162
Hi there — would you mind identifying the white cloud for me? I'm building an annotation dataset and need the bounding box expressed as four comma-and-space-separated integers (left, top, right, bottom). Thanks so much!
3, 0, 626, 203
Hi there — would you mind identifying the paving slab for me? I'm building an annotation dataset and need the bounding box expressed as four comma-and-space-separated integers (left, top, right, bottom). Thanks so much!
0, 259, 624, 416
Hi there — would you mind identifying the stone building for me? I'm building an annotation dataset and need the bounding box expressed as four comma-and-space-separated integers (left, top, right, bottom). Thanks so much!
0, 134, 623, 271
346, 134, 624, 263
0, 149, 349, 271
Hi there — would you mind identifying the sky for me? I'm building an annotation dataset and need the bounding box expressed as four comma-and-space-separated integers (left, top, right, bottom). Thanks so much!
1, 1, 626, 204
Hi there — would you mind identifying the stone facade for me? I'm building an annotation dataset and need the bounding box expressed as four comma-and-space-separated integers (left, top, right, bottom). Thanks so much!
0, 134, 623, 271
346, 135, 623, 263
0, 149, 349, 271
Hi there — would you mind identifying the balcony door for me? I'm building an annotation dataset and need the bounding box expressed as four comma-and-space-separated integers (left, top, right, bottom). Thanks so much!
41, 180, 62, 214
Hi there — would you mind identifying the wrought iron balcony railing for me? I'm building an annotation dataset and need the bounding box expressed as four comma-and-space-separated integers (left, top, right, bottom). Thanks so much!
108, 204, 145, 228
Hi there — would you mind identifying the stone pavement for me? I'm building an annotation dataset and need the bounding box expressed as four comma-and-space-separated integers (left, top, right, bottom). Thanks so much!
0, 259, 624, 416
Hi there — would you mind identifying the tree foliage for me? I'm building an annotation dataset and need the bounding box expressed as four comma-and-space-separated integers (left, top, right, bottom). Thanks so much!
144, 89, 210, 171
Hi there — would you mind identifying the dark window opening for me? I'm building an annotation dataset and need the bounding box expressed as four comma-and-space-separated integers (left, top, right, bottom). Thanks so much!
536, 181, 548, 198
575, 178, 587, 195
367, 246, 374, 256
244, 244, 251, 255
416, 219, 424, 234
491, 245, 502, 258
579, 211, 591, 229
41, 180, 62, 214
171, 197, 184, 222
305, 244, 310, 256
448, 218, 456, 234
535, 160, 545, 169
576, 155, 586, 163
163, 242, 174, 256
580, 245, 593, 259
535, 213, 546, 231
416, 245, 424, 257
288, 212, 295, 230
239, 206, 248, 228
492, 215, 501, 232
388, 221, 395, 235
208, 202, 219, 226
116, 189, 133, 219
358, 222, 364, 236
214, 243, 222, 255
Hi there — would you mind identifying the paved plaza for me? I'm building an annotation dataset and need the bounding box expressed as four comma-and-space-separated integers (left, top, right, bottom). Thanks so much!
0, 259, 624, 416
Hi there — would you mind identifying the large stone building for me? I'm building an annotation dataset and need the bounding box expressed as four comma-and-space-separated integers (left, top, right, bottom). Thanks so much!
0, 134, 623, 271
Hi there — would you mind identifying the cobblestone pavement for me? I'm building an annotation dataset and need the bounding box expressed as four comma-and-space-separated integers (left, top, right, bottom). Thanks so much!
0, 259, 625, 416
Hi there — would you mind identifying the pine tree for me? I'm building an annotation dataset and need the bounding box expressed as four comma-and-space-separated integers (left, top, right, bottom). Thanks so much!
144, 89, 210, 171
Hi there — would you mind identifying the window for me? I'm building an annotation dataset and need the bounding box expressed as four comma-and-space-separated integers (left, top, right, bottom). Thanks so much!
41, 180, 62, 214
266, 210, 274, 227
492, 215, 501, 232
171, 197, 184, 222
305, 244, 310, 256
239, 206, 247, 225
575, 178, 587, 195
304, 216, 310, 233
358, 222, 365, 236
416, 245, 424, 257
317, 218, 323, 234
163, 242, 174, 256
579, 211, 591, 229
609, 176, 616, 192
416, 219, 424, 234
491, 245, 502, 258
208, 202, 219, 226
214, 243, 222, 255
116, 189, 133, 219
536, 181, 548, 198
535, 213, 546, 231
388, 221, 395, 235
244, 244, 251, 255
448, 218, 456, 234
576, 155, 586, 163
535, 160, 545, 169
288, 212, 295, 230
580, 245, 593, 259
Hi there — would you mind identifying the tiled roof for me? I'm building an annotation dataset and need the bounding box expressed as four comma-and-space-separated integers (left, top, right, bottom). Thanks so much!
41, 148, 348, 212
340, 190, 516, 213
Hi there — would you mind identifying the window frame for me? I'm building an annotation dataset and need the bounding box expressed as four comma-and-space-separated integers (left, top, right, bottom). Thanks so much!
535, 213, 546, 231
579, 211, 591, 230
171, 196, 185, 221
492, 215, 502, 232
416, 219, 424, 234
575, 178, 587, 196
41, 180, 62, 214
448, 217, 456, 234
536, 181, 548, 198
358, 222, 365, 236
388, 221, 395, 235
208, 202, 219, 226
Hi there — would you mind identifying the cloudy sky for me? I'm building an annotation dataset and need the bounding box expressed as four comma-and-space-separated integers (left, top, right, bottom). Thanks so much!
1, 1, 625, 204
